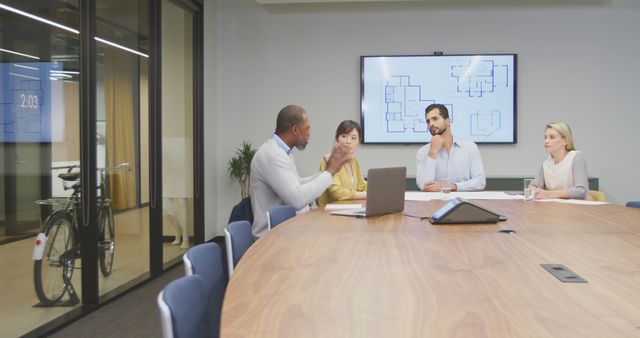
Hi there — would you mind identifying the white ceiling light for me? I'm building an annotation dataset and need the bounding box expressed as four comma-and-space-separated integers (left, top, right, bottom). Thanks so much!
95, 37, 149, 58
0, 47, 40, 60
13, 64, 40, 70
10, 72, 41, 80
0, 2, 148, 58
0, 3, 79, 34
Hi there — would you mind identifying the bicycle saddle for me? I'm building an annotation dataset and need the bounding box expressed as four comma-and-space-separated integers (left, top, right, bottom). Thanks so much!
59, 172, 80, 181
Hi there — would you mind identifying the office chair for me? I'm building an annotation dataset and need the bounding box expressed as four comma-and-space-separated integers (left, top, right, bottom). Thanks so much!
626, 201, 640, 208
267, 205, 296, 230
183, 243, 227, 338
587, 190, 607, 202
158, 275, 210, 338
224, 220, 254, 277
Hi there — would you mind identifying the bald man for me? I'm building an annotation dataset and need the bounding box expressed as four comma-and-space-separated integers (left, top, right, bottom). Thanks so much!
250, 105, 351, 238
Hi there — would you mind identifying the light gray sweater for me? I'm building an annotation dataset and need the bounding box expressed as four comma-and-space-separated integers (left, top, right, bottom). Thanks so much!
533, 150, 588, 199
250, 139, 332, 238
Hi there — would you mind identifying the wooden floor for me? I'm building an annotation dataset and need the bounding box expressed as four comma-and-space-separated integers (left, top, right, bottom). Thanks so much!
0, 207, 188, 338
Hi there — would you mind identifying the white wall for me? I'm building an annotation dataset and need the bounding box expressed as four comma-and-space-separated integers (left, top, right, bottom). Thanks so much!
205, 0, 640, 236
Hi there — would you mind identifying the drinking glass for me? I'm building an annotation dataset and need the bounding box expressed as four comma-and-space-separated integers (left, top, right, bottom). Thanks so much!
523, 179, 537, 201
440, 178, 451, 200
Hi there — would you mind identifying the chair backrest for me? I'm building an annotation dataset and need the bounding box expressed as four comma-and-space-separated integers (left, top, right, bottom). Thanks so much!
626, 201, 640, 208
588, 190, 607, 202
267, 205, 296, 230
224, 220, 253, 277
158, 275, 208, 338
183, 243, 226, 338
228, 196, 253, 224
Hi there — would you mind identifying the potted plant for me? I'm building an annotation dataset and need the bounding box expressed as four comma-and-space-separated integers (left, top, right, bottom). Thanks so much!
227, 141, 257, 199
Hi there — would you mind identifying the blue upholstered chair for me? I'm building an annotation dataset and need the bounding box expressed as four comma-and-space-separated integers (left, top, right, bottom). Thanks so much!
157, 275, 209, 338
626, 201, 640, 208
183, 243, 227, 338
267, 205, 296, 230
224, 220, 253, 277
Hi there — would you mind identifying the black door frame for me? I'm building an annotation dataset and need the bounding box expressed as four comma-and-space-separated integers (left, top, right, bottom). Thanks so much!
25, 0, 204, 334
149, 0, 204, 273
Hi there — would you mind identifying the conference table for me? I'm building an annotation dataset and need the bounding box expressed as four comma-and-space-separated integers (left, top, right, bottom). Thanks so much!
221, 198, 640, 337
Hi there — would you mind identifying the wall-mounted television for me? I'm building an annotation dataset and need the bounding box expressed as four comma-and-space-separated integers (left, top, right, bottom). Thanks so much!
361, 54, 517, 144
0, 61, 62, 143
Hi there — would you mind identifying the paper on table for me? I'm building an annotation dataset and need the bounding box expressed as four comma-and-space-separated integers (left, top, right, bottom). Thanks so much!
405, 191, 523, 201
454, 191, 524, 200
325, 203, 363, 210
536, 199, 610, 205
405, 191, 440, 201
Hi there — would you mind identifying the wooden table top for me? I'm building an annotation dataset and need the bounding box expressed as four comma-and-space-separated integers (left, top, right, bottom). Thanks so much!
221, 200, 640, 338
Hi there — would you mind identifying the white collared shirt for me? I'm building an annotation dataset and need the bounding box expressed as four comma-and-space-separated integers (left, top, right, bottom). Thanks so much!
416, 137, 486, 191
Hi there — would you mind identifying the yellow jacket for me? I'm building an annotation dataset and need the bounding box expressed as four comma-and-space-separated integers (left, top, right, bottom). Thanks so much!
317, 156, 368, 207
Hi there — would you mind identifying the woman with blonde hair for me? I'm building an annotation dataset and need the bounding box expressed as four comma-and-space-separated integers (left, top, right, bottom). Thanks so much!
533, 122, 589, 199
318, 120, 367, 207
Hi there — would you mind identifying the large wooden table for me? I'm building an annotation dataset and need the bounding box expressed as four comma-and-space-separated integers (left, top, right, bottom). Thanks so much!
221, 200, 640, 337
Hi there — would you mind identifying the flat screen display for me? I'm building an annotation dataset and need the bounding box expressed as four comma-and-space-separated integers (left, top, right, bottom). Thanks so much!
361, 54, 517, 144
0, 61, 62, 142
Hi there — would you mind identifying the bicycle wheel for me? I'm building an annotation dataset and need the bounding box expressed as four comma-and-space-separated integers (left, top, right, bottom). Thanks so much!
99, 205, 115, 277
34, 211, 76, 305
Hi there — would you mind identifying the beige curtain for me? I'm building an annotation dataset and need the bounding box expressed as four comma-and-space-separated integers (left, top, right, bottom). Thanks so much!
104, 49, 137, 210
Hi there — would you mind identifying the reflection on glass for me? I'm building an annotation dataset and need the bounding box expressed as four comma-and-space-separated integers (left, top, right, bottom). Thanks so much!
162, 0, 194, 260
95, 0, 150, 298
0, 1, 81, 336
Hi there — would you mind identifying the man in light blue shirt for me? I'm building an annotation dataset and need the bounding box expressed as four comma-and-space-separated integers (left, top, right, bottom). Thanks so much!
416, 104, 486, 192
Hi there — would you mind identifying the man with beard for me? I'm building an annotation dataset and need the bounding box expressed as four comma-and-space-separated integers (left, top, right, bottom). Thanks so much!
250, 104, 352, 238
416, 104, 486, 192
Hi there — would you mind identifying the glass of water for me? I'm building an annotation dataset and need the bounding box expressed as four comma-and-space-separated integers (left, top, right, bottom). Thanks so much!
523, 178, 537, 201
440, 178, 451, 200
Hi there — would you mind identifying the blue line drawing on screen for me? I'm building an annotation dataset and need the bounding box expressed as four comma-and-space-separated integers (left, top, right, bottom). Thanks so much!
385, 75, 454, 134
450, 60, 509, 98
385, 75, 459, 134
470, 110, 501, 136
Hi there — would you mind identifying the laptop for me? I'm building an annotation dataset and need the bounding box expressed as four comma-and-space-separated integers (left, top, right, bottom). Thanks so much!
329, 167, 406, 217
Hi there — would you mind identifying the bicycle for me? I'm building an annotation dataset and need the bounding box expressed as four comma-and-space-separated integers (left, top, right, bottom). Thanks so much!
32, 163, 130, 306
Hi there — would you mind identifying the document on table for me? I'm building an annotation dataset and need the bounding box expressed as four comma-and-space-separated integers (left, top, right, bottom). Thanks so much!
405, 191, 523, 201
325, 203, 363, 210
536, 199, 610, 205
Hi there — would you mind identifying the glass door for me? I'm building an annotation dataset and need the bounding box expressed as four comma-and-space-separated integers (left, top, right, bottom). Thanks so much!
0, 1, 82, 336
0, 0, 202, 335
161, 0, 195, 261
95, 0, 150, 296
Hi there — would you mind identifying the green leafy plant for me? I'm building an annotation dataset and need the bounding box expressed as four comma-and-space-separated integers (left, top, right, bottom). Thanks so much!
227, 141, 256, 199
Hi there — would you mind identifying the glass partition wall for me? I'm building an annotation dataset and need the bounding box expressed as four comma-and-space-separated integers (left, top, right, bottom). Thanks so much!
95, 0, 151, 297
161, 0, 194, 262
0, 1, 203, 336
0, 2, 82, 336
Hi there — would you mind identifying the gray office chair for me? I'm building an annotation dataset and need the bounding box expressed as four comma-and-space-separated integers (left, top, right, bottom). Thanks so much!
183, 243, 227, 338
224, 220, 254, 277
267, 205, 296, 230
626, 201, 640, 208
157, 275, 209, 338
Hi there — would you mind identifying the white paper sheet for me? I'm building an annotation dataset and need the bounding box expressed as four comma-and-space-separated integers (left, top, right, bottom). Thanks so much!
405, 191, 523, 201
536, 199, 610, 205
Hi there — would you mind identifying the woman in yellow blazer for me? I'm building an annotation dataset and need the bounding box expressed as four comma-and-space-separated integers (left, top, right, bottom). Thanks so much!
318, 120, 367, 207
